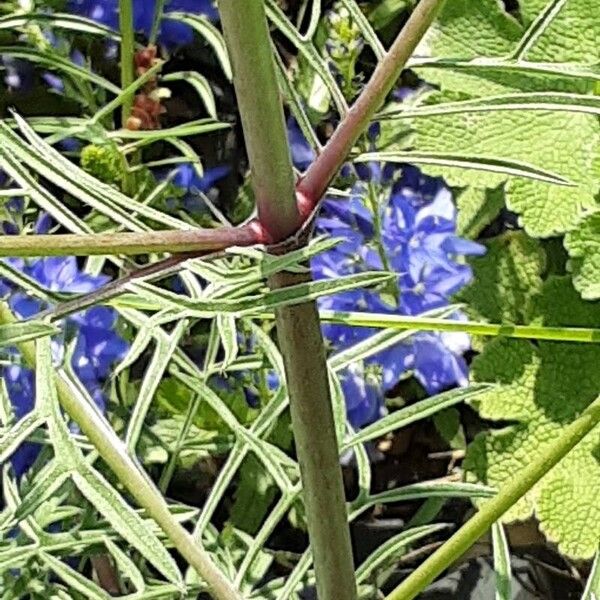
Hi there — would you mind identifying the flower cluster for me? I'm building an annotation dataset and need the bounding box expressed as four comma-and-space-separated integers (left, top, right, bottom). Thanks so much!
289, 120, 485, 427
68, 0, 219, 48
0, 213, 128, 475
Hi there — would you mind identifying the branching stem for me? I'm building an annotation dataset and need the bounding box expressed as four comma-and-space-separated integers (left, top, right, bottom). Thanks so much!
298, 0, 446, 204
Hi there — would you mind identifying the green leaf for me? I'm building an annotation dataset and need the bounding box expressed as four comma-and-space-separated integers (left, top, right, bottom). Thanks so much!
582, 550, 600, 600
492, 522, 511, 600
456, 185, 504, 238
34, 338, 184, 587
351, 481, 495, 519
162, 71, 217, 119
516, 0, 600, 63
415, 0, 598, 95
337, 0, 385, 59
419, 0, 522, 58
39, 553, 111, 600
344, 384, 492, 449
0, 12, 119, 39
433, 408, 466, 450
163, 13, 232, 79
457, 232, 546, 325
125, 320, 189, 451
355, 150, 572, 186
71, 466, 183, 587
265, 0, 348, 115
0, 47, 120, 94
0, 320, 58, 347
565, 211, 600, 299
104, 538, 146, 593
216, 314, 239, 371
0, 412, 46, 465
409, 108, 600, 237
464, 277, 600, 559
355, 524, 449, 585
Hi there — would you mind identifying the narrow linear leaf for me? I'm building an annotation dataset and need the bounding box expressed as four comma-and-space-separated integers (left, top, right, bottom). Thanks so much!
511, 0, 568, 60
71, 465, 183, 588
407, 56, 600, 83
216, 314, 239, 371
338, 0, 386, 59
355, 524, 449, 584
163, 72, 217, 119
492, 522, 512, 600
0, 320, 58, 347
344, 384, 493, 448
40, 553, 111, 600
126, 320, 189, 451
355, 151, 573, 186
582, 551, 600, 600
351, 481, 496, 519
164, 13, 232, 79
265, 0, 349, 115
382, 92, 600, 120
0, 412, 46, 464
0, 46, 119, 93
0, 12, 120, 39
104, 538, 146, 593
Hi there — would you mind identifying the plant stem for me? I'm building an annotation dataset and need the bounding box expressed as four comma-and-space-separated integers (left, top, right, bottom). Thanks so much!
218, 0, 301, 242
385, 395, 600, 600
272, 271, 358, 600
0, 303, 242, 600
119, 0, 136, 126
298, 0, 446, 204
219, 2, 357, 599
149, 0, 167, 46
318, 311, 600, 344
119, 0, 139, 197
0, 224, 262, 257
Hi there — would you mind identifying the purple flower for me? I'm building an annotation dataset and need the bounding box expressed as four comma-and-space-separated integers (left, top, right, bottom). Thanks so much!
1, 218, 128, 475
68, 0, 219, 49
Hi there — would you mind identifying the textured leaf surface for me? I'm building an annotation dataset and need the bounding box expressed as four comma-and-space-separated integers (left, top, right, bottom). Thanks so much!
465, 277, 600, 558
456, 185, 504, 238
409, 0, 600, 239
458, 231, 546, 324
411, 107, 600, 237
565, 211, 600, 299
518, 0, 600, 62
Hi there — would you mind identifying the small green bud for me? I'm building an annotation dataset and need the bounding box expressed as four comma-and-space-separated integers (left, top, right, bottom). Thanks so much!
80, 144, 124, 185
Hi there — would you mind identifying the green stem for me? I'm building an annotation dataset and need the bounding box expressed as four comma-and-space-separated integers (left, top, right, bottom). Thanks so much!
149, 0, 167, 46
119, 0, 139, 197
299, 0, 446, 203
385, 395, 600, 600
219, 2, 357, 599
219, 0, 300, 242
272, 272, 359, 600
119, 0, 136, 126
0, 304, 242, 600
0, 225, 261, 257
318, 311, 600, 344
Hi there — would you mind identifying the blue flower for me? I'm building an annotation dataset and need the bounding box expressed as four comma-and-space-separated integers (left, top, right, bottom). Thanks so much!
1, 217, 128, 475
310, 169, 484, 427
163, 162, 230, 215
288, 121, 485, 428
68, 0, 219, 48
